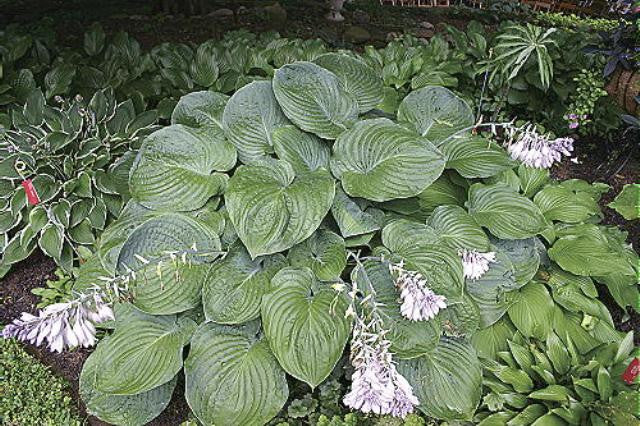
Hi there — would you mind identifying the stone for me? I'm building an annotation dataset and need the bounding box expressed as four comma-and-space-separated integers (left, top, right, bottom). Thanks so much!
352, 9, 371, 24
386, 32, 400, 42
236, 6, 249, 15
419, 21, 435, 30
414, 28, 435, 39
344, 25, 371, 44
209, 8, 234, 18
264, 2, 288, 28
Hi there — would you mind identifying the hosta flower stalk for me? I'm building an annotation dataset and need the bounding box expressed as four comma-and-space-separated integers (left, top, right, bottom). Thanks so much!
389, 261, 447, 322
503, 123, 574, 169
459, 249, 497, 280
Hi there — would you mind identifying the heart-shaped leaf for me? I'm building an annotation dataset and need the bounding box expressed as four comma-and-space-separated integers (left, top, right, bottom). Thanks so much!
272, 125, 330, 174
288, 230, 346, 281
171, 90, 228, 129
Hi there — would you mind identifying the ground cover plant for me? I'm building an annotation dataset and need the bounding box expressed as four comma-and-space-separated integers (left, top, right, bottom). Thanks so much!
2, 48, 638, 425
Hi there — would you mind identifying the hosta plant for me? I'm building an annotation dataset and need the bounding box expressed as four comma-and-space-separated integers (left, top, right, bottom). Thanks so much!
0, 87, 157, 277
3, 56, 638, 426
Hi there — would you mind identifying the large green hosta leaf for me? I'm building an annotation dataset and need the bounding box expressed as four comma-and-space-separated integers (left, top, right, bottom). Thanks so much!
226, 159, 334, 258
427, 205, 489, 251
381, 219, 439, 254
534, 184, 601, 223
471, 318, 516, 360
273, 61, 358, 139
468, 183, 546, 239
608, 184, 639, 220
440, 135, 516, 178
203, 241, 287, 324
185, 321, 288, 426
397, 86, 474, 144
353, 260, 442, 359
95, 306, 196, 395
171, 90, 228, 128
490, 237, 541, 287
222, 80, 290, 163
330, 186, 384, 238
116, 213, 221, 314
272, 125, 330, 174
330, 118, 445, 202
313, 53, 383, 113
288, 229, 346, 280
262, 267, 351, 387
507, 282, 554, 340
399, 337, 482, 420
129, 124, 232, 211
80, 336, 177, 426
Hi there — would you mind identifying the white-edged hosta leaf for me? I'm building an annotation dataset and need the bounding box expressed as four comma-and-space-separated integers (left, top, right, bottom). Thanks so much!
428, 205, 489, 251
441, 135, 516, 178
489, 237, 540, 287
398, 337, 482, 420
330, 118, 445, 202
262, 267, 351, 387
534, 185, 600, 223
95, 306, 196, 395
397, 86, 474, 144
354, 260, 442, 359
225, 158, 335, 258
468, 183, 546, 239
330, 186, 384, 238
272, 125, 330, 174
313, 53, 383, 113
171, 90, 228, 129
517, 164, 550, 198
222, 80, 290, 163
608, 184, 639, 220
203, 241, 287, 324
185, 321, 288, 426
129, 124, 232, 211
507, 282, 554, 340
38, 224, 64, 259
288, 230, 346, 280
80, 336, 177, 426
273, 61, 358, 139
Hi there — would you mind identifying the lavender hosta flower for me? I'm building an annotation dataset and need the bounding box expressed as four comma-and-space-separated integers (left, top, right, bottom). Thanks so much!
1, 293, 114, 353
505, 123, 574, 169
389, 262, 447, 322
459, 249, 496, 280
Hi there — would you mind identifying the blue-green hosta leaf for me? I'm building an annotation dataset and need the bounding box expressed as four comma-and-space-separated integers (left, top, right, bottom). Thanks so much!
397, 86, 474, 144
534, 185, 601, 223
471, 318, 516, 360
130, 125, 232, 211
490, 237, 540, 287
288, 229, 346, 280
398, 337, 482, 421
507, 282, 554, 340
548, 225, 636, 277
331, 186, 384, 238
273, 61, 358, 139
272, 125, 330, 174
96, 307, 196, 395
517, 165, 550, 198
116, 213, 221, 314
466, 251, 518, 327
185, 321, 288, 426
331, 118, 445, 202
226, 159, 335, 258
381, 219, 439, 254
428, 205, 489, 251
468, 183, 546, 240
608, 183, 639, 221
440, 135, 516, 179
222, 80, 290, 163
440, 292, 481, 337
416, 173, 467, 214
80, 336, 176, 426
203, 241, 287, 324
313, 53, 383, 113
354, 260, 442, 359
171, 90, 228, 129
262, 267, 351, 387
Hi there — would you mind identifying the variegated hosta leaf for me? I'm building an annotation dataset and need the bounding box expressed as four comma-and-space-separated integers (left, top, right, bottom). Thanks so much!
490, 237, 540, 287
397, 86, 474, 144
440, 135, 516, 178
222, 80, 290, 163
95, 306, 196, 395
353, 260, 442, 359
80, 335, 177, 426
129, 125, 232, 211
427, 205, 489, 251
225, 158, 335, 258
330, 186, 384, 238
116, 213, 221, 314
465, 250, 518, 328
534, 184, 601, 223
262, 267, 351, 387
272, 61, 358, 139
185, 321, 288, 426
313, 52, 383, 113
330, 118, 445, 202
171, 90, 228, 129
272, 125, 330, 174
468, 183, 547, 240
203, 241, 287, 324
398, 337, 482, 421
288, 229, 346, 280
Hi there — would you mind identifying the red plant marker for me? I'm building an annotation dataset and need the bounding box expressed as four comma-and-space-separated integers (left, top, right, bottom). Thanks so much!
623, 358, 640, 385
21, 179, 40, 206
